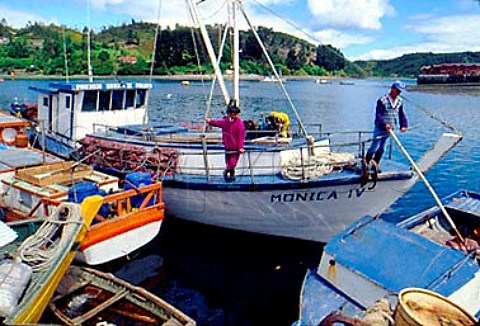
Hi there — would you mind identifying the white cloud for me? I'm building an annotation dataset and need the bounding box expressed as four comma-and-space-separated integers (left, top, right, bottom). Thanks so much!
407, 15, 480, 50
89, 0, 226, 28
307, 0, 395, 29
90, 0, 127, 11
351, 14, 480, 61
312, 29, 373, 48
0, 6, 51, 28
254, 0, 295, 5
352, 47, 414, 61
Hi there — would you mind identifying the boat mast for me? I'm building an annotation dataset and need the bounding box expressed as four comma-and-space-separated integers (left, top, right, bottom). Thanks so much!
86, 0, 93, 82
231, 0, 240, 105
187, 0, 230, 104
62, 26, 69, 83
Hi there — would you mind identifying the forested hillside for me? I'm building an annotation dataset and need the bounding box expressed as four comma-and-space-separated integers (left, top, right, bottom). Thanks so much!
355, 52, 480, 78
1, 19, 479, 78
0, 20, 350, 77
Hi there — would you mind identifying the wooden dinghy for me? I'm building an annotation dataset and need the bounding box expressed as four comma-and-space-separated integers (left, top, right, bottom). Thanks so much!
49, 265, 196, 326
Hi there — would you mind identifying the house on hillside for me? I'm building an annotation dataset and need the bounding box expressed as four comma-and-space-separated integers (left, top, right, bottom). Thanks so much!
417, 63, 480, 84
118, 56, 138, 64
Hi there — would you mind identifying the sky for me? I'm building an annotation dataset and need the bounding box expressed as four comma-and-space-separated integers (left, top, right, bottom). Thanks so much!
1, 0, 480, 61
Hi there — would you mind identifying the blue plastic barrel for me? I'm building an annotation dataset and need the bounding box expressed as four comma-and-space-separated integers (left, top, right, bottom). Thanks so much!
68, 182, 108, 218
124, 172, 153, 208
68, 182, 99, 203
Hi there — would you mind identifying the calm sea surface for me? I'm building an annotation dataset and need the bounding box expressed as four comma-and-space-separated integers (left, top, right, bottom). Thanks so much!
0, 78, 479, 325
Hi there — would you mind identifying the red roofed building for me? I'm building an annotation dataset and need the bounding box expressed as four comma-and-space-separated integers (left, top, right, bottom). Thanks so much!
118, 56, 138, 64
418, 63, 480, 84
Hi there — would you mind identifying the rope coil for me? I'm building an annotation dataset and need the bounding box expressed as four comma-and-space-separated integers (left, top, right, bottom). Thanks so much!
281, 152, 355, 180
17, 203, 83, 272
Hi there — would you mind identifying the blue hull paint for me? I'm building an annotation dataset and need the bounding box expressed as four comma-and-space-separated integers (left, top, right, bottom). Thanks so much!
296, 189, 480, 325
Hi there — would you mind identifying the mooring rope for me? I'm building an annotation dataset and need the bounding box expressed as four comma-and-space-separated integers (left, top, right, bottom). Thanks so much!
17, 203, 83, 272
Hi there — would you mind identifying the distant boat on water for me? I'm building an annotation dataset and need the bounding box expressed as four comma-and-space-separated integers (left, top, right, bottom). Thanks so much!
315, 78, 331, 84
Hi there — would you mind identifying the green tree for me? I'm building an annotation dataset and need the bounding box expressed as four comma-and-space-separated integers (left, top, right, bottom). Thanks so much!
316, 45, 345, 72
7, 36, 31, 58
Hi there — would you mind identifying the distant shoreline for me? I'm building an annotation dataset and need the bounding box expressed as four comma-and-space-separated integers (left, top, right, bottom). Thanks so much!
2, 72, 342, 82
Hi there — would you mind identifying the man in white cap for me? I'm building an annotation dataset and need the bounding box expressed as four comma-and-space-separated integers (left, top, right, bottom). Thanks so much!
365, 81, 408, 167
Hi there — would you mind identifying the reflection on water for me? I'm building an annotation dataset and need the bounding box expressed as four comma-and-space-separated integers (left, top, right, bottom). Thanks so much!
1, 78, 479, 325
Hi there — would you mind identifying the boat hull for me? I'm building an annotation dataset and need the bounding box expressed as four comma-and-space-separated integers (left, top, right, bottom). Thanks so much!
78, 217, 163, 265
163, 174, 415, 242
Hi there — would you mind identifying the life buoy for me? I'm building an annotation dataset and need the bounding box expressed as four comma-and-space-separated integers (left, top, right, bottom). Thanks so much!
1, 127, 18, 145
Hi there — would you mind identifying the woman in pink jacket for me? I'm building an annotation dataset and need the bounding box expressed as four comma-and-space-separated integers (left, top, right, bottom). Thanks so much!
206, 101, 245, 182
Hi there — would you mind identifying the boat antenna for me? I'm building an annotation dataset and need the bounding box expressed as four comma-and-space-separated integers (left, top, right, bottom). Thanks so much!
86, 0, 94, 82
62, 26, 70, 83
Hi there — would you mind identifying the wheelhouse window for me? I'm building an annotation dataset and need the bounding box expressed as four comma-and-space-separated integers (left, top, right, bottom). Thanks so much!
42, 97, 49, 107
125, 90, 135, 109
99, 90, 110, 111
82, 90, 97, 112
112, 90, 124, 110
65, 95, 72, 110
136, 89, 147, 108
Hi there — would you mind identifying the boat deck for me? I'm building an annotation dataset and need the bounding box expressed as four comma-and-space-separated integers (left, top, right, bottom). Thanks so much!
397, 190, 480, 247
444, 191, 480, 219
0, 148, 60, 171
299, 269, 365, 325
0, 113, 26, 125
162, 159, 413, 189
326, 216, 479, 297
91, 128, 299, 149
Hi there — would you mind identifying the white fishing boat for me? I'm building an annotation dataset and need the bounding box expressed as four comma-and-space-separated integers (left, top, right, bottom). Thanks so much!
22, 0, 461, 243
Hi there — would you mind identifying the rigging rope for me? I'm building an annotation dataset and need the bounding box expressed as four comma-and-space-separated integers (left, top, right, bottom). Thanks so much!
17, 203, 83, 272
281, 151, 355, 180
239, 3, 310, 141
401, 95, 458, 132
144, 0, 163, 128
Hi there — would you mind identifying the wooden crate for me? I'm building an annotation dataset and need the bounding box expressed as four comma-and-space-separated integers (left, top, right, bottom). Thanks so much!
15, 161, 94, 187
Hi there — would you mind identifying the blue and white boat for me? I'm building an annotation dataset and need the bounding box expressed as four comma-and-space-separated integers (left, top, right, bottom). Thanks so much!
23, 0, 462, 243
296, 189, 480, 325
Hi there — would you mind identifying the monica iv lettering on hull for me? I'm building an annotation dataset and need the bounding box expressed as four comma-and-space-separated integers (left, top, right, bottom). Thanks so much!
270, 188, 367, 203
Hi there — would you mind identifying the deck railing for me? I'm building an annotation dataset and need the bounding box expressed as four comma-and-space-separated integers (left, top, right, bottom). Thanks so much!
83, 124, 393, 183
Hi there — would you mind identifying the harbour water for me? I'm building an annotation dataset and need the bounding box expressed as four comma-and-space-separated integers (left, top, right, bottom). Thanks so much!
0, 78, 479, 325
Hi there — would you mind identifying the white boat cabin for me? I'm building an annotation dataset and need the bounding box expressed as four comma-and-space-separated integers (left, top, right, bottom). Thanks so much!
29, 81, 152, 141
